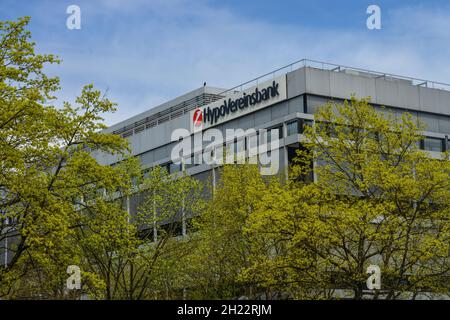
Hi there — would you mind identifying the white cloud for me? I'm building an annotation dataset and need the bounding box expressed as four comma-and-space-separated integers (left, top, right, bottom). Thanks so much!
32, 1, 450, 126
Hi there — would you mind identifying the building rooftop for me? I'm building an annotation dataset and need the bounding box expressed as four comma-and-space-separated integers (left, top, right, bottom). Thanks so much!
106, 59, 450, 138
104, 86, 226, 136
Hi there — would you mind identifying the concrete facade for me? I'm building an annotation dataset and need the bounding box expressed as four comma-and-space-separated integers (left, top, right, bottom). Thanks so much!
85, 61, 450, 227
92, 63, 450, 174
2, 60, 450, 266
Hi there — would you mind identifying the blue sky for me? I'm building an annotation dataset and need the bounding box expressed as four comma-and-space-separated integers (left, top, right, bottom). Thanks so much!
1, 0, 449, 125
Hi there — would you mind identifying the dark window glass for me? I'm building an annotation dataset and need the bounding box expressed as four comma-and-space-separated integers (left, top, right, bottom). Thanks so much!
184, 155, 196, 169
287, 121, 299, 136
169, 162, 181, 174
419, 114, 440, 132
422, 137, 444, 152
186, 218, 197, 234
288, 95, 305, 113
160, 221, 183, 237
142, 168, 151, 179
307, 96, 329, 114
302, 119, 313, 130
138, 227, 155, 242
267, 126, 283, 142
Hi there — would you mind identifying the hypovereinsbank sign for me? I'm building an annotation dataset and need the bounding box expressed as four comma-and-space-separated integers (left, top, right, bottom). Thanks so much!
203, 81, 280, 125
191, 75, 287, 131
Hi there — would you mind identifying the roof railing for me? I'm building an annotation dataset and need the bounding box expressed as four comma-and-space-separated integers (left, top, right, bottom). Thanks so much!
219, 58, 450, 95
113, 58, 450, 137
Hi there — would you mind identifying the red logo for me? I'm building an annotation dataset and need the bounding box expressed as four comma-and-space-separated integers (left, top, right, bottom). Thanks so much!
193, 108, 203, 127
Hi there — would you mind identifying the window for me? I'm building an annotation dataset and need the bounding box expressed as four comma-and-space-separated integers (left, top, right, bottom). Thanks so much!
306, 96, 329, 114
299, 119, 313, 133
267, 125, 283, 142
137, 228, 155, 242
140, 150, 154, 166
306, 95, 340, 115
142, 168, 151, 178
438, 117, 450, 134
160, 221, 183, 237
288, 95, 305, 113
422, 137, 444, 152
419, 113, 440, 133
287, 120, 299, 136
169, 162, 181, 174
184, 155, 198, 169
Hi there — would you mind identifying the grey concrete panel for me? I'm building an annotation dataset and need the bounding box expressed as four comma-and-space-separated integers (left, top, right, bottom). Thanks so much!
238, 114, 255, 129
438, 116, 450, 134
329, 71, 376, 101
306, 67, 331, 97
374, 79, 403, 108
271, 101, 288, 120
419, 86, 440, 114
286, 67, 306, 99
395, 82, 421, 110
436, 90, 450, 115
288, 95, 304, 113
254, 107, 271, 126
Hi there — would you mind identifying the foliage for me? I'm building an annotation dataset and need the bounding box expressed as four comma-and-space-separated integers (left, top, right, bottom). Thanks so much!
0, 17, 131, 298
244, 97, 450, 299
182, 164, 282, 299
79, 164, 203, 300
1, 17, 448, 300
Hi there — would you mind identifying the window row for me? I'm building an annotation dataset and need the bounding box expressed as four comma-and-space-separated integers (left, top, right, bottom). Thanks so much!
421, 137, 448, 153
306, 95, 450, 135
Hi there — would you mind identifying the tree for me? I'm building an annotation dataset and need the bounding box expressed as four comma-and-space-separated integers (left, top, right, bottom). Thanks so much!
182, 164, 283, 299
79, 164, 203, 300
245, 97, 450, 299
0, 17, 132, 298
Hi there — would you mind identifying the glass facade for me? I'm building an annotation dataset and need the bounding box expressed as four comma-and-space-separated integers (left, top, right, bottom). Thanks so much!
305, 94, 450, 135
267, 125, 283, 142
422, 137, 445, 152
118, 92, 449, 235
169, 162, 181, 174
287, 120, 299, 136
